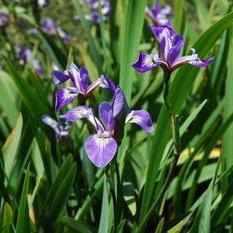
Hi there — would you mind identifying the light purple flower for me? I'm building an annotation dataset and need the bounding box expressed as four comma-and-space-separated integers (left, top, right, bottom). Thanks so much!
0, 11, 9, 27
41, 18, 57, 35
146, 4, 172, 27
53, 64, 109, 111
40, 18, 71, 43
81, 0, 111, 23
16, 46, 44, 75
133, 26, 213, 73
16, 46, 32, 65
61, 87, 154, 168
42, 115, 70, 138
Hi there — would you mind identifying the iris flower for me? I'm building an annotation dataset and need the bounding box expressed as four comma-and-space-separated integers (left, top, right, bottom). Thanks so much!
42, 115, 70, 138
41, 18, 57, 35
146, 3, 172, 27
53, 64, 110, 111
81, 0, 111, 23
61, 87, 153, 168
0, 11, 9, 27
40, 18, 71, 43
133, 26, 213, 74
16, 46, 44, 75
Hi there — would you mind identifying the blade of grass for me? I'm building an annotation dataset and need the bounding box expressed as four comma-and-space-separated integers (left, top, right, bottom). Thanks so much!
174, 0, 185, 33
0, 71, 19, 127
222, 29, 233, 170
59, 217, 93, 233
44, 155, 77, 222
98, 176, 111, 233
16, 166, 31, 233
2, 114, 23, 178
119, 0, 146, 103
1, 203, 13, 233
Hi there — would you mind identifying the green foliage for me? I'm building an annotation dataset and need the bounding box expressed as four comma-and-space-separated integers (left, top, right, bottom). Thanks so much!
0, 0, 233, 232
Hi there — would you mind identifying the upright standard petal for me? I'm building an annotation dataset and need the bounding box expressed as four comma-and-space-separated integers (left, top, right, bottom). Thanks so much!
79, 67, 91, 93
167, 34, 184, 66
55, 88, 78, 111
68, 64, 91, 94
99, 102, 114, 131
126, 110, 154, 133
112, 87, 126, 117
84, 134, 117, 168
99, 75, 116, 93
132, 52, 158, 73
146, 4, 171, 27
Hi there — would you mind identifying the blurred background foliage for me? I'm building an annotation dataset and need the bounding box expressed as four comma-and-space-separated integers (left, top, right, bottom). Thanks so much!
0, 0, 233, 232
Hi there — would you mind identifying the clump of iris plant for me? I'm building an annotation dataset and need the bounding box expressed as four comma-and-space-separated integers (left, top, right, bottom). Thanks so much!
43, 64, 153, 168
16, 46, 44, 76
146, 3, 172, 27
0, 11, 9, 28
133, 26, 213, 75
133, 10, 213, 163
40, 18, 71, 43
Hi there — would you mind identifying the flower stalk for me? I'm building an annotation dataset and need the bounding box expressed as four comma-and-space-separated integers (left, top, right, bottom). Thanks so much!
163, 71, 181, 159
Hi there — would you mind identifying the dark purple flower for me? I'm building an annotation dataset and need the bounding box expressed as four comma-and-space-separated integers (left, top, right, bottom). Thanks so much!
146, 4, 172, 27
16, 46, 32, 65
61, 87, 154, 168
41, 18, 57, 35
0, 11, 9, 27
42, 115, 70, 138
53, 64, 108, 111
133, 26, 213, 74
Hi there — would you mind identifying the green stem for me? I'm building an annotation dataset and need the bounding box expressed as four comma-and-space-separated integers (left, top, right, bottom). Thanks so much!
113, 159, 123, 231
163, 72, 181, 159
171, 113, 181, 157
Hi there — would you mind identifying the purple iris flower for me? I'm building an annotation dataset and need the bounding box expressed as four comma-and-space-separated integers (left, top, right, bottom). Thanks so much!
133, 26, 213, 74
0, 11, 9, 27
61, 87, 154, 168
146, 3, 172, 26
40, 18, 71, 43
41, 18, 57, 35
42, 115, 70, 138
53, 64, 108, 111
82, 0, 111, 23
16, 46, 44, 75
